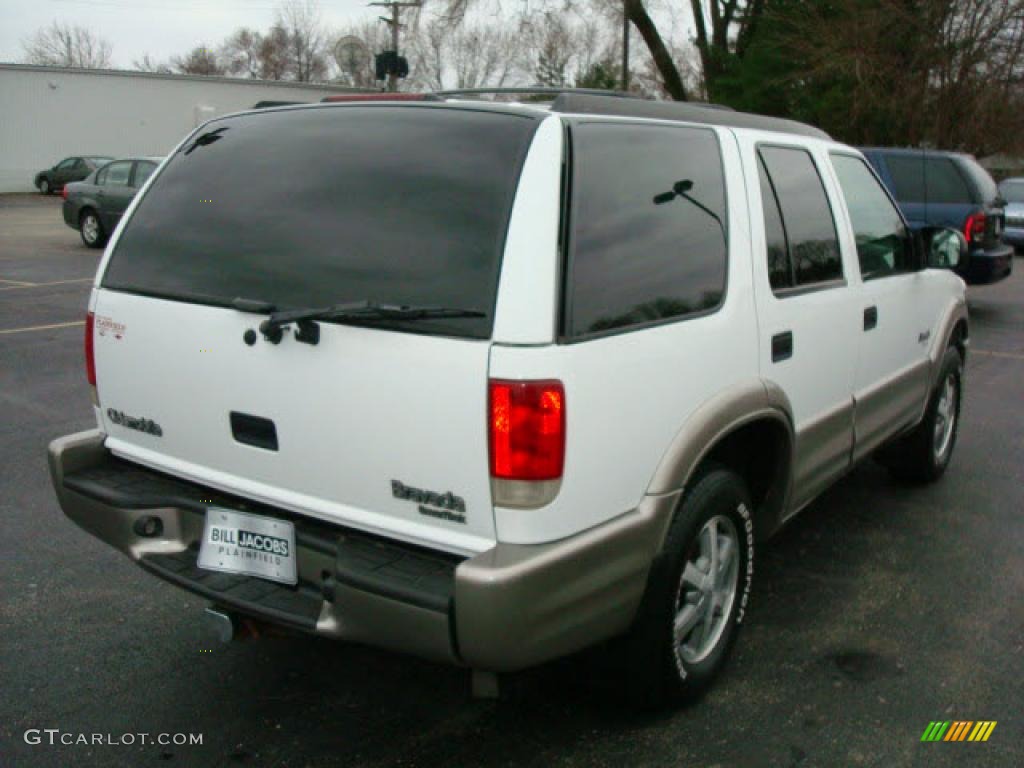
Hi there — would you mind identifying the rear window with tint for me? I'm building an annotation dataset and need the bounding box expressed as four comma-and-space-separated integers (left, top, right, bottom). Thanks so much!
886, 155, 975, 204
758, 145, 843, 290
103, 106, 540, 339
565, 122, 728, 338
958, 156, 998, 204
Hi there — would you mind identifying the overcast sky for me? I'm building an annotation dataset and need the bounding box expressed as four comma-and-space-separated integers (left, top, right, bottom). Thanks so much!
0, 0, 373, 67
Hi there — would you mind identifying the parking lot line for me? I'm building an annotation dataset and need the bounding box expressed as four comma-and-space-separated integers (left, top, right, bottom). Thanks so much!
0, 278, 93, 291
0, 278, 36, 286
0, 320, 84, 335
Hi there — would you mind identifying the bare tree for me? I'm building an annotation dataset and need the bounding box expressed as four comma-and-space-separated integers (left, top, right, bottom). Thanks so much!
133, 53, 172, 74
22, 21, 112, 68
171, 45, 226, 76
408, 17, 526, 91
222, 28, 265, 78
259, 24, 293, 80
776, 0, 1024, 156
277, 0, 329, 82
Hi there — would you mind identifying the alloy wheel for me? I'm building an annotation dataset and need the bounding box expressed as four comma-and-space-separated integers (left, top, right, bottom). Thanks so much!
674, 514, 740, 666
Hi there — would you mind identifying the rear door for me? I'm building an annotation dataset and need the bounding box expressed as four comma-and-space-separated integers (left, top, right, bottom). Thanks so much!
91, 105, 541, 555
96, 160, 134, 230
743, 138, 859, 512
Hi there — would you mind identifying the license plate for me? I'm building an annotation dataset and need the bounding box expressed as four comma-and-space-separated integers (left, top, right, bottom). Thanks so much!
198, 507, 297, 585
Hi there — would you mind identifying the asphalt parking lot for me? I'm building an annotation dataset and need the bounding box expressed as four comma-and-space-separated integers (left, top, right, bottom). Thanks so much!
1, 192, 1021, 768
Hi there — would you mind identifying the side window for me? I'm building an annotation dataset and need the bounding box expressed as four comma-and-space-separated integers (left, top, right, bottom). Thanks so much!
885, 155, 973, 204
924, 157, 973, 204
133, 162, 156, 187
56, 158, 76, 170
757, 157, 792, 291
831, 154, 913, 279
96, 166, 109, 185
104, 161, 132, 187
566, 122, 728, 337
757, 146, 843, 292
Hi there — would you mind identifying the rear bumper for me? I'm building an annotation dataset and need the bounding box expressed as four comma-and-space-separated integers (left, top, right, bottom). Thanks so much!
48, 430, 675, 672
963, 243, 1013, 284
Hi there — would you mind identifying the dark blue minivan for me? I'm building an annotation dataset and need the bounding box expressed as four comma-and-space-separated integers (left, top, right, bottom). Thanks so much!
860, 148, 1012, 284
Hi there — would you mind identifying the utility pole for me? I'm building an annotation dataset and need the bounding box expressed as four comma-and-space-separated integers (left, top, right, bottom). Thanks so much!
622, 0, 630, 91
369, 1, 421, 92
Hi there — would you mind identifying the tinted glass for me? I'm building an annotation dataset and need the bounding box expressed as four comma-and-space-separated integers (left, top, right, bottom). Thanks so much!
133, 161, 156, 187
567, 122, 727, 337
959, 156, 998, 204
757, 157, 792, 291
831, 154, 912, 279
886, 155, 973, 204
56, 158, 75, 170
104, 107, 539, 339
759, 146, 842, 287
1000, 180, 1024, 203
104, 161, 132, 186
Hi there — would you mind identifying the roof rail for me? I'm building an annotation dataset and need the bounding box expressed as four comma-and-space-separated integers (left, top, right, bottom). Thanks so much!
435, 87, 637, 100
550, 93, 832, 140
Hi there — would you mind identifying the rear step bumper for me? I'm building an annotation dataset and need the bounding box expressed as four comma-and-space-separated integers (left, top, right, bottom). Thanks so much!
48, 430, 678, 671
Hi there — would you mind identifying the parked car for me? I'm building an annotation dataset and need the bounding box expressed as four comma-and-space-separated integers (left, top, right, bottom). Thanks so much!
34, 156, 113, 195
48, 95, 969, 707
997, 177, 1024, 252
62, 157, 162, 248
860, 147, 1012, 284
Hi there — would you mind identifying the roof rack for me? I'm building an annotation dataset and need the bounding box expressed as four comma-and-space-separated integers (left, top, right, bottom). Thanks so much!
549, 93, 832, 140
435, 87, 637, 100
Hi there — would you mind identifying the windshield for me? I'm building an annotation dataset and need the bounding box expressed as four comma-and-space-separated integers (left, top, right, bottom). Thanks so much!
102, 106, 540, 339
999, 180, 1024, 203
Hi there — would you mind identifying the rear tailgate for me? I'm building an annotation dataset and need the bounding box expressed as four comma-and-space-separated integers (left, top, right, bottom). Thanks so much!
92, 104, 542, 555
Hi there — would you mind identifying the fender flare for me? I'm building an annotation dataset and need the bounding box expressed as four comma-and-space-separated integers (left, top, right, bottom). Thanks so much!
646, 380, 795, 541
930, 300, 968, 385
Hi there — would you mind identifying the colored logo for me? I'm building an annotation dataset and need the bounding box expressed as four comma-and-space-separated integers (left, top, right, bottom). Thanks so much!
921, 721, 997, 742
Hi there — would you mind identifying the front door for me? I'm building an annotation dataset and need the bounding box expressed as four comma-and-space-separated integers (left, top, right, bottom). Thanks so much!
827, 152, 934, 460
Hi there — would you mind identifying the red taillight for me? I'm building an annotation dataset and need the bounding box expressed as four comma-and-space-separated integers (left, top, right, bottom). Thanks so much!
85, 311, 96, 387
61, 186, 68, 200
964, 211, 986, 244
489, 379, 565, 481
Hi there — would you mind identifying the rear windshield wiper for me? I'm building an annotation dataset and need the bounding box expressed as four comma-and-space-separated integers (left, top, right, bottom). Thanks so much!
256, 300, 485, 344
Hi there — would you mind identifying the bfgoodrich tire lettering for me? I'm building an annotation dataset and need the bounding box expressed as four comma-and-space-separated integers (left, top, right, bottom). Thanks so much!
622, 465, 754, 707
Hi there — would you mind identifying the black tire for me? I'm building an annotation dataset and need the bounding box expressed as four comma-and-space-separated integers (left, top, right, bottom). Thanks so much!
885, 346, 963, 483
39, 178, 51, 195
79, 210, 107, 249
621, 465, 755, 708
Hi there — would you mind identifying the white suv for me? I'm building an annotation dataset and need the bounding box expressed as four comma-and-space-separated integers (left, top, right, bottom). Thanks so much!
48, 93, 969, 706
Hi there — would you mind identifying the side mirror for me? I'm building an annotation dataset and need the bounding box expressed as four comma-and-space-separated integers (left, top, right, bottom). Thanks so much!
923, 227, 967, 270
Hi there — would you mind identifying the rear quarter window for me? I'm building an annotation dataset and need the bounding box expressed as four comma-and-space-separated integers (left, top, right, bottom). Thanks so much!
564, 121, 728, 338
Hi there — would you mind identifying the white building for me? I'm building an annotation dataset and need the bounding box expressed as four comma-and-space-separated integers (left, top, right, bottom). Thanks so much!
0, 63, 366, 193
